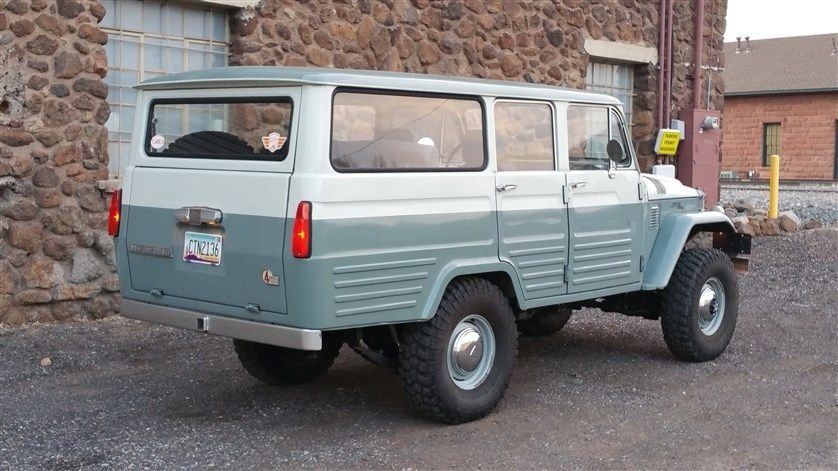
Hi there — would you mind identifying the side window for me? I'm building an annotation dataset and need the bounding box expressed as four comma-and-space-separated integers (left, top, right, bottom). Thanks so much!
568, 106, 609, 170
331, 92, 485, 171
568, 106, 633, 170
495, 102, 554, 171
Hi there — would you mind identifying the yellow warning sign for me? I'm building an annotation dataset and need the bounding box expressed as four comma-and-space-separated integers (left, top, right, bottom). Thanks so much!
654, 129, 681, 156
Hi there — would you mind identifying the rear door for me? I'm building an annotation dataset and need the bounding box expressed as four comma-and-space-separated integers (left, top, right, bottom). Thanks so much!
494, 100, 569, 299
123, 88, 300, 317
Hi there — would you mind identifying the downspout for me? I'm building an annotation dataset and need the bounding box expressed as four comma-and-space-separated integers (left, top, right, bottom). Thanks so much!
657, 0, 666, 130
692, 0, 706, 110
664, 0, 674, 163
664, 0, 673, 125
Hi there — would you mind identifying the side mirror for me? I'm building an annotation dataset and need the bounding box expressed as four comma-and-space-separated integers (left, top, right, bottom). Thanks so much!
606, 139, 628, 164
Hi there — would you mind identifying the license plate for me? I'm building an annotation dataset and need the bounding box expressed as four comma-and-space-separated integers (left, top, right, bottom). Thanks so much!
183, 231, 222, 266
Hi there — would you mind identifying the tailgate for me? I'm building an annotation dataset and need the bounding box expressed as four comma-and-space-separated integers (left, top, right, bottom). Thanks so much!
125, 167, 290, 315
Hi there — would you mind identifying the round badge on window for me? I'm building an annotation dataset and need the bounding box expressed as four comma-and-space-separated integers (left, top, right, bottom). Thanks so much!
150, 134, 166, 151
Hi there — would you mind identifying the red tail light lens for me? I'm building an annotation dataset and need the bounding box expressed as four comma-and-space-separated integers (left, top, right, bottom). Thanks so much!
291, 201, 312, 258
107, 189, 122, 237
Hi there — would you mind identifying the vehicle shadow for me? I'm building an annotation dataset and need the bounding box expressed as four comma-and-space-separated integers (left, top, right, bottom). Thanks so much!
153, 316, 677, 428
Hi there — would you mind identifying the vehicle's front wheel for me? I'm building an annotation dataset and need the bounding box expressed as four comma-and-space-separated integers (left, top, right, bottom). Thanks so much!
234, 334, 343, 386
660, 248, 739, 362
398, 277, 518, 424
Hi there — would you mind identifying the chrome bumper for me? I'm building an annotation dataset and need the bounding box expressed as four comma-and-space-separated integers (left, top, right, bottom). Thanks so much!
121, 299, 323, 350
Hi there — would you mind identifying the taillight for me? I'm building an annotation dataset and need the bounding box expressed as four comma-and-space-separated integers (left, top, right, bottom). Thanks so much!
291, 201, 312, 258
107, 189, 122, 237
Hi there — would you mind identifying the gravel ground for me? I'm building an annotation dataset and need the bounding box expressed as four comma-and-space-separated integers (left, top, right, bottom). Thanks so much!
720, 183, 838, 224
1, 230, 837, 470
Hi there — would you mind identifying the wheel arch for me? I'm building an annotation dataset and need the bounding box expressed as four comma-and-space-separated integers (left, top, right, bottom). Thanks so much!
642, 212, 735, 290
420, 260, 525, 320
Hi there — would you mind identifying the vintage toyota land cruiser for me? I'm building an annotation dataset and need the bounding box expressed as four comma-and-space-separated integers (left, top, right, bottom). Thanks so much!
112, 67, 750, 423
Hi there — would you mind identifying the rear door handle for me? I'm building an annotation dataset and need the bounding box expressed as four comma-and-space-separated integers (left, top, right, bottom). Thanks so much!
496, 184, 518, 192
570, 182, 588, 190
175, 207, 223, 226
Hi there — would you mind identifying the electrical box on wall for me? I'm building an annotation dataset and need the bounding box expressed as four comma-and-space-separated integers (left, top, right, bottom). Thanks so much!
669, 119, 685, 140
677, 110, 722, 209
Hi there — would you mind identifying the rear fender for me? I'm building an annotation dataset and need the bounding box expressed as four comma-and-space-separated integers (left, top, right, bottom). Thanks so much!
420, 260, 525, 320
641, 212, 735, 290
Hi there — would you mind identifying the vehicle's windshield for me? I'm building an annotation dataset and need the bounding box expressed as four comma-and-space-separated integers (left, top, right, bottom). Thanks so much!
145, 98, 293, 161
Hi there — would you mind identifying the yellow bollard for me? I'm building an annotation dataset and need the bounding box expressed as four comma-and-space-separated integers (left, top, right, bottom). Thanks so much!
768, 154, 780, 219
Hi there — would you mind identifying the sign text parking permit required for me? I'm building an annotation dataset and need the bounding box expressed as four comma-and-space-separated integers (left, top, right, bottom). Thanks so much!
654, 129, 682, 156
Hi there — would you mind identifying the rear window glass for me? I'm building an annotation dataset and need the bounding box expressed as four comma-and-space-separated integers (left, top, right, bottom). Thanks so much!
331, 92, 485, 171
145, 98, 293, 160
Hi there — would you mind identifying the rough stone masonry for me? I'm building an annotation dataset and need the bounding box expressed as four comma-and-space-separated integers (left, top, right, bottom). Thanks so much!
229, 0, 727, 168
0, 0, 727, 325
0, 0, 117, 325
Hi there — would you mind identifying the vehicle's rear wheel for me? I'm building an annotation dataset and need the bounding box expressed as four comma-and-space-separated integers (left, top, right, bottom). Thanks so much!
398, 277, 518, 424
234, 334, 343, 386
660, 248, 739, 362
516, 306, 572, 337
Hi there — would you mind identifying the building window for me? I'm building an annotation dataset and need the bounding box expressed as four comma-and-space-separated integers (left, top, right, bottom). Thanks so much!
100, 0, 229, 179
762, 123, 781, 166
585, 61, 634, 126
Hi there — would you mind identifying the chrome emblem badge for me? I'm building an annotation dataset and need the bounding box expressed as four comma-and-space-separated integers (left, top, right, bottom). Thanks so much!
261, 269, 280, 286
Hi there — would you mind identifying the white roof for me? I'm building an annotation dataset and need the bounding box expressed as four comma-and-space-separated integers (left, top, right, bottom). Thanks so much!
136, 66, 622, 105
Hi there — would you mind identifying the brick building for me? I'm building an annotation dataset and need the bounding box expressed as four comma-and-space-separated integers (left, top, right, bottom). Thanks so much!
721, 34, 838, 181
0, 0, 726, 324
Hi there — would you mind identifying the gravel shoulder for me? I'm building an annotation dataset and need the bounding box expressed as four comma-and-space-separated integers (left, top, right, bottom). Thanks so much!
720, 184, 838, 224
1, 231, 836, 470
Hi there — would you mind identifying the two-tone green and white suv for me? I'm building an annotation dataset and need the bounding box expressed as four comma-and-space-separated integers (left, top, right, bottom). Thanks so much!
112, 67, 750, 423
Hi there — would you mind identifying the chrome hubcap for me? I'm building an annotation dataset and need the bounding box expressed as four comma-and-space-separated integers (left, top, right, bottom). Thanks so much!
447, 315, 495, 390
698, 277, 726, 336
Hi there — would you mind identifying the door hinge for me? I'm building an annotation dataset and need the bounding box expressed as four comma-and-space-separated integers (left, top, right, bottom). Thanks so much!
562, 185, 569, 204
640, 255, 645, 272
638, 181, 644, 200
562, 266, 569, 284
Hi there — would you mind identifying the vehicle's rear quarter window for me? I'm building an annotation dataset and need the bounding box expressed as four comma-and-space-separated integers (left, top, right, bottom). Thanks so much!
331, 91, 485, 171
146, 98, 293, 160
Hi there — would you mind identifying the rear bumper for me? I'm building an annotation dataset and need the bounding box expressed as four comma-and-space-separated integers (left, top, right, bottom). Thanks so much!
121, 299, 323, 350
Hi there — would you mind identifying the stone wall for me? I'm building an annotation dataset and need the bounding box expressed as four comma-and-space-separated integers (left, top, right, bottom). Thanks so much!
0, 0, 118, 325
722, 93, 838, 181
229, 0, 727, 170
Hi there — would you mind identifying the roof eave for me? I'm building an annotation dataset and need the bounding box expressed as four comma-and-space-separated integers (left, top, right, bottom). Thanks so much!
725, 87, 838, 97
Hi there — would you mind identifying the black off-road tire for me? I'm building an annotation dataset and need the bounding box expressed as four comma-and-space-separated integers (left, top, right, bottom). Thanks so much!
234, 334, 343, 386
660, 248, 739, 362
398, 277, 518, 424
516, 306, 572, 337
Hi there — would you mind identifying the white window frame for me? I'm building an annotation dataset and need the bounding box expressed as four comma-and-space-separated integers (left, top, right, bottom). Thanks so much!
585, 61, 635, 128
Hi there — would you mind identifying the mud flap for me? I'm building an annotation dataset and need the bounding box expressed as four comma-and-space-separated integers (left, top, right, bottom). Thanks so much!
713, 232, 752, 272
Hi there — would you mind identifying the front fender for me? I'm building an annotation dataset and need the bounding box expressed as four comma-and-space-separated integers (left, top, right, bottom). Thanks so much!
641, 212, 734, 290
